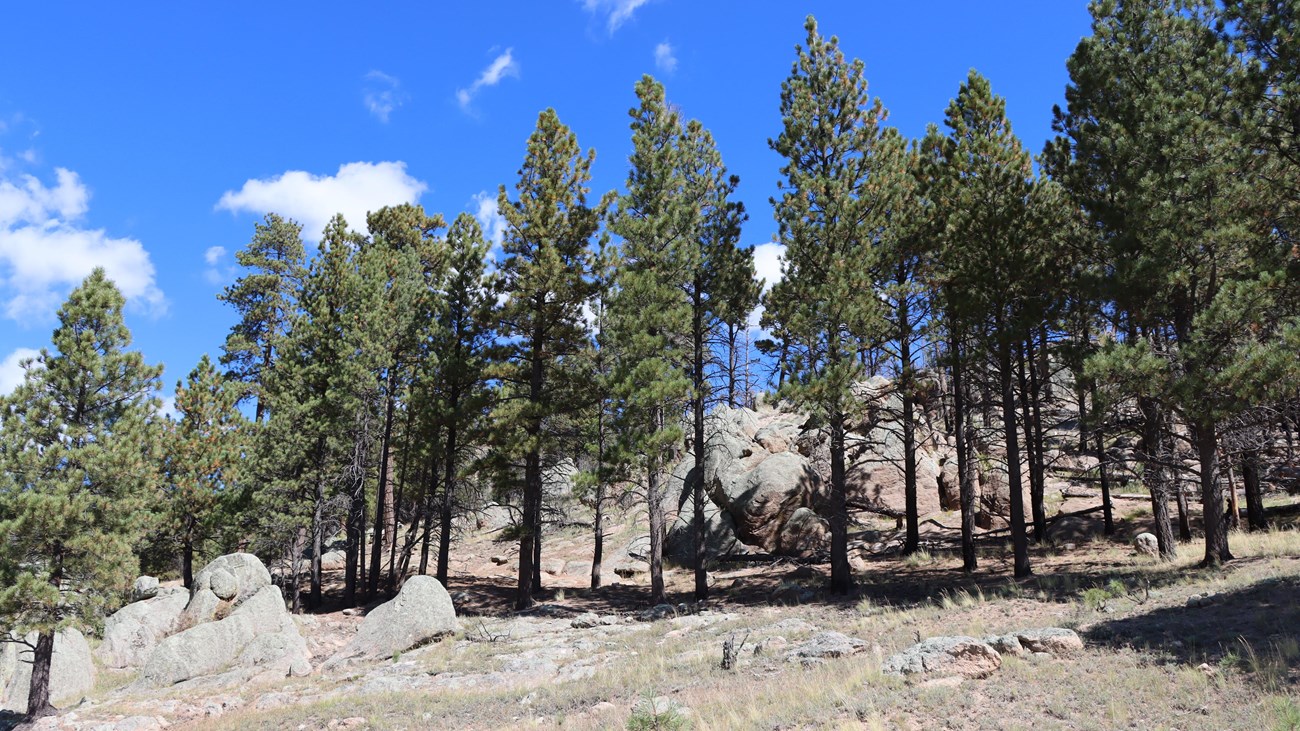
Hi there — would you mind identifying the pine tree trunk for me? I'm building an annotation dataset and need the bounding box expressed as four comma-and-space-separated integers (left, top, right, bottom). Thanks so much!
26, 630, 56, 718
1087, 383, 1115, 535
369, 373, 398, 600
1138, 397, 1178, 560
310, 477, 324, 608
692, 288, 709, 600
1017, 345, 1046, 542
828, 411, 854, 593
1175, 481, 1193, 543
999, 335, 1031, 578
1225, 460, 1241, 531
591, 479, 604, 590
1194, 419, 1232, 567
437, 418, 457, 587
1243, 452, 1266, 531
951, 331, 977, 572
648, 455, 667, 605
182, 518, 195, 590
900, 291, 919, 556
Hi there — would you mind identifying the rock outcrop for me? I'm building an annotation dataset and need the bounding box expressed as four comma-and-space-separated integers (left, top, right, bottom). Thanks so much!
137, 553, 309, 688
97, 589, 188, 669
0, 629, 96, 711
327, 576, 458, 665
882, 636, 1002, 680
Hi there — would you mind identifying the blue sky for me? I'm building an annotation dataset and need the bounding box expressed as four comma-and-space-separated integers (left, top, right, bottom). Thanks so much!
0, 1, 1093, 405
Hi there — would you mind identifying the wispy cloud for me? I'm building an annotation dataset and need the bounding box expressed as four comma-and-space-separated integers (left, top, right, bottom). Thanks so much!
654, 41, 677, 73
582, 0, 651, 33
216, 161, 428, 244
363, 70, 407, 123
203, 245, 237, 285
457, 49, 519, 112
748, 242, 786, 332
471, 191, 507, 258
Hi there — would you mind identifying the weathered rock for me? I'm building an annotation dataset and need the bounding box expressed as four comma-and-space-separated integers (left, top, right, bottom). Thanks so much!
97, 590, 189, 669
138, 585, 310, 687
132, 575, 160, 600
0, 628, 96, 711
770, 581, 816, 606
319, 550, 347, 572
329, 576, 458, 664
183, 553, 273, 626
754, 422, 798, 454
787, 631, 867, 663
1015, 628, 1083, 655
1134, 532, 1159, 557
882, 636, 1002, 679
775, 507, 828, 557
937, 458, 960, 511
984, 634, 1027, 657
712, 450, 822, 549
666, 476, 748, 566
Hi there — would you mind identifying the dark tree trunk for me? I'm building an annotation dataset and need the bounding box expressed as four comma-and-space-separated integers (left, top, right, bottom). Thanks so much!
648, 454, 667, 605
26, 631, 56, 718
692, 286, 709, 599
1175, 480, 1193, 543
1087, 383, 1115, 535
1225, 460, 1241, 531
310, 472, 324, 609
182, 519, 195, 590
368, 372, 398, 600
1194, 420, 1232, 567
1138, 397, 1178, 560
437, 417, 457, 587
828, 411, 854, 593
999, 335, 1031, 578
1018, 343, 1046, 542
516, 314, 546, 610
951, 332, 977, 572
591, 479, 604, 590
1243, 452, 1267, 531
900, 290, 919, 556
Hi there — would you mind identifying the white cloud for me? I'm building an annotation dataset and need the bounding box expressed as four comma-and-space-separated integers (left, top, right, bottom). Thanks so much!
203, 245, 237, 285
654, 41, 677, 73
363, 71, 407, 123
471, 191, 507, 257
204, 245, 226, 266
0, 347, 40, 394
457, 49, 519, 112
0, 167, 165, 322
156, 393, 177, 420
216, 161, 428, 244
748, 242, 786, 333
582, 0, 650, 33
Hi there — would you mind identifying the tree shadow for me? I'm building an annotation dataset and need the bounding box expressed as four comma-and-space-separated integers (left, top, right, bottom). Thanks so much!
1084, 575, 1300, 681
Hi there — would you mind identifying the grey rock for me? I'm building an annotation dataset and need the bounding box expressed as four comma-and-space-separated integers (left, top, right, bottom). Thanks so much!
1015, 628, 1083, 654
97, 590, 189, 669
329, 575, 458, 664
209, 568, 239, 601
882, 636, 1002, 679
984, 633, 1027, 657
138, 585, 310, 687
0, 628, 96, 711
132, 575, 160, 600
1134, 532, 1159, 557
776, 507, 829, 557
183, 552, 273, 625
787, 631, 867, 661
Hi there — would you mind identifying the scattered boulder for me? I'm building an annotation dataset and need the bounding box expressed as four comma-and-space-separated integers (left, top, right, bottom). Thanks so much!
786, 631, 867, 664
0, 629, 96, 711
97, 590, 189, 669
133, 575, 160, 601
138, 584, 310, 687
1015, 628, 1083, 655
570, 613, 619, 629
984, 633, 1027, 657
182, 552, 273, 626
328, 576, 458, 664
1187, 592, 1217, 608
882, 636, 1002, 680
1134, 532, 1159, 557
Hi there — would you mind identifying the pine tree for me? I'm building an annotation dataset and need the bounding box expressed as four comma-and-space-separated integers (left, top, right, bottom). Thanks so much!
608, 76, 694, 605
928, 70, 1058, 578
427, 213, 496, 587
218, 213, 307, 422
766, 16, 905, 593
0, 270, 161, 717
494, 109, 599, 609
1049, 0, 1297, 567
678, 116, 754, 599
161, 354, 247, 589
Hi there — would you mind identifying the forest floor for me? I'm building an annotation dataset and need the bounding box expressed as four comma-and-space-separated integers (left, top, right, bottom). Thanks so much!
25, 495, 1300, 731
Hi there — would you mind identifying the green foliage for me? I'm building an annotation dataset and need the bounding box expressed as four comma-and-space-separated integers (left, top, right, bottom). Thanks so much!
0, 269, 162, 637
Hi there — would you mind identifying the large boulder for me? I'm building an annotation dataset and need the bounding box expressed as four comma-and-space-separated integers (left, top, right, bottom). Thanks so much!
665, 484, 748, 566
182, 552, 273, 627
882, 636, 1002, 680
937, 457, 961, 512
132, 576, 160, 601
775, 507, 828, 557
0, 629, 96, 711
97, 590, 189, 669
1134, 532, 1159, 557
710, 450, 822, 549
138, 585, 310, 687
328, 576, 458, 665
